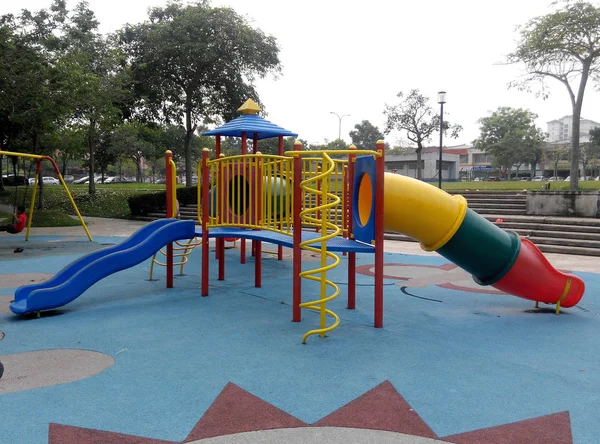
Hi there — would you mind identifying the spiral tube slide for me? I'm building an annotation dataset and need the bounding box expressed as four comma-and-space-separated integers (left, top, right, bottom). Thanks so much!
11, 219, 196, 315
378, 173, 584, 308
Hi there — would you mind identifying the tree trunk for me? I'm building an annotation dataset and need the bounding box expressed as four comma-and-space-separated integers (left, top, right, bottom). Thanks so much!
88, 120, 96, 195
32, 131, 44, 211
416, 145, 423, 179
184, 96, 195, 187
570, 63, 590, 191
61, 155, 69, 177
136, 156, 142, 183
0, 155, 4, 193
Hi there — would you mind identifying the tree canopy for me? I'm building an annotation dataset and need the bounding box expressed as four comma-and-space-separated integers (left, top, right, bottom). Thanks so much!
383, 89, 462, 179
349, 120, 384, 151
508, 1, 600, 189
117, 0, 281, 186
473, 107, 545, 177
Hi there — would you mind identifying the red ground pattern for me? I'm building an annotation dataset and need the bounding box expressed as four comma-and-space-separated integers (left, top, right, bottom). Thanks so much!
48, 381, 572, 444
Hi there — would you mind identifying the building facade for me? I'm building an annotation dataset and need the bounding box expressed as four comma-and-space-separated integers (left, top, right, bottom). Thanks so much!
384, 148, 460, 180
547, 116, 600, 143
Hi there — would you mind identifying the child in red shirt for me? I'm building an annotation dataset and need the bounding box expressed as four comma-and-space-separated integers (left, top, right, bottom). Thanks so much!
0, 206, 27, 234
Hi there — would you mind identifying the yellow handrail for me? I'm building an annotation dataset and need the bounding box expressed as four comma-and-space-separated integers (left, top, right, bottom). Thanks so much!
149, 237, 201, 280
297, 152, 341, 343
169, 158, 177, 218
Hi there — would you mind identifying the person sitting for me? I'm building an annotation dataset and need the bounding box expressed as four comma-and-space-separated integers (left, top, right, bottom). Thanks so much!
0, 206, 27, 234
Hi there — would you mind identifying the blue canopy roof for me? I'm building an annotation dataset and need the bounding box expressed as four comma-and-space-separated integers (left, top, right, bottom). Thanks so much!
203, 114, 297, 140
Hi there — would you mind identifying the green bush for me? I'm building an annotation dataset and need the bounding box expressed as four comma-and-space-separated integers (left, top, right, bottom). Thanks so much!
127, 186, 198, 217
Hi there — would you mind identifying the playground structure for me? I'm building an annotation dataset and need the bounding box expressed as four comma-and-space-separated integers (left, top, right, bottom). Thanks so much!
0, 150, 92, 241
9, 100, 586, 344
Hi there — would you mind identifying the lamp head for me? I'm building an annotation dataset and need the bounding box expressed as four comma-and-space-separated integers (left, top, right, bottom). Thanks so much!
438, 91, 447, 104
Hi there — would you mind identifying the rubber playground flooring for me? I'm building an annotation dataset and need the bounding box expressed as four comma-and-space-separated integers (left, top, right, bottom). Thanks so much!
0, 233, 599, 444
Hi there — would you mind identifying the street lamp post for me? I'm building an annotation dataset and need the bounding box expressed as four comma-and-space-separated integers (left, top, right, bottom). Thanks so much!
438, 91, 446, 189
330, 111, 350, 141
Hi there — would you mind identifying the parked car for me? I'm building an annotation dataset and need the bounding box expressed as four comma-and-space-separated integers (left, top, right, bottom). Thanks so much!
42, 176, 60, 185
531, 176, 544, 181
63, 174, 75, 183
487, 177, 501, 182
72, 176, 89, 184
548, 176, 560, 181
2, 174, 28, 186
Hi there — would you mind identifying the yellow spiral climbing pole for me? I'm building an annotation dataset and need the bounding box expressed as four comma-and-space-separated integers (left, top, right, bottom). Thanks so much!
149, 237, 202, 280
298, 152, 341, 343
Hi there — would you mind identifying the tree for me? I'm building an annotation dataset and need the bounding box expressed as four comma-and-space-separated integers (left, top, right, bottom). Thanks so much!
47, 125, 87, 176
349, 120, 384, 150
542, 142, 570, 179
508, 1, 600, 190
118, 0, 281, 187
473, 107, 545, 178
383, 89, 462, 179
586, 127, 600, 176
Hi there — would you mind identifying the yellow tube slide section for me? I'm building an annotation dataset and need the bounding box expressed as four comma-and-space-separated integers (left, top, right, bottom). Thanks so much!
381, 173, 467, 251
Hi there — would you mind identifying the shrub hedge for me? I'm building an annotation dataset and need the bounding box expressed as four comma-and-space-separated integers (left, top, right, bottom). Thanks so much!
128, 186, 199, 217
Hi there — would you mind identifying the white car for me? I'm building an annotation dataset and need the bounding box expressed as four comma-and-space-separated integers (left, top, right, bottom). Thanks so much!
42, 177, 60, 185
531, 176, 544, 181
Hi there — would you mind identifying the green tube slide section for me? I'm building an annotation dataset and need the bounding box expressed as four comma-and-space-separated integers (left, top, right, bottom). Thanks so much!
436, 208, 521, 286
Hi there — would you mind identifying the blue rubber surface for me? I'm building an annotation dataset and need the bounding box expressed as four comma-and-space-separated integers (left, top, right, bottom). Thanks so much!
196, 227, 375, 253
10, 219, 196, 314
2, 232, 599, 444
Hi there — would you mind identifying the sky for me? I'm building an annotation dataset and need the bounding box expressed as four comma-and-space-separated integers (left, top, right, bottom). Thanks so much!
4, 0, 600, 147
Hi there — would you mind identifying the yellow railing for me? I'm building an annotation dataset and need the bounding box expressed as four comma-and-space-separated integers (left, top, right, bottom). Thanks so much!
204, 154, 294, 235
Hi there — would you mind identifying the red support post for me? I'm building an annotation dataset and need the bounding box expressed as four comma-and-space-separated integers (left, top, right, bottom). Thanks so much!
347, 146, 356, 309
251, 133, 258, 258
201, 149, 210, 296
374, 140, 385, 327
277, 135, 284, 261
240, 131, 247, 264
292, 141, 303, 322
165, 150, 174, 289
255, 153, 262, 288
216, 153, 224, 261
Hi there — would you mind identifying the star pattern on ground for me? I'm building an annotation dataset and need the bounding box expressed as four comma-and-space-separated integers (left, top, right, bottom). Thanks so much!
48, 381, 573, 444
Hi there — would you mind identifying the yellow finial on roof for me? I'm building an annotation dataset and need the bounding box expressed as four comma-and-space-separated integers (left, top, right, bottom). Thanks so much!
238, 98, 262, 115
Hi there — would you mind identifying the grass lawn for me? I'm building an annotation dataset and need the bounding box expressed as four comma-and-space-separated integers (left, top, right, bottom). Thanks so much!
441, 180, 600, 191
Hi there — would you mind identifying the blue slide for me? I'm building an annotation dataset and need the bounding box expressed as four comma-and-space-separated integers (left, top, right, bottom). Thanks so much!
10, 219, 196, 315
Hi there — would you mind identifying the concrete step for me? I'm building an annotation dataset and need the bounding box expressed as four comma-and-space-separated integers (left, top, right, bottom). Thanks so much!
495, 222, 600, 234
383, 232, 600, 256
527, 236, 600, 249
460, 195, 527, 201
525, 244, 600, 257
472, 208, 528, 215
515, 229, 600, 241
468, 203, 527, 210
463, 196, 527, 204
482, 215, 600, 227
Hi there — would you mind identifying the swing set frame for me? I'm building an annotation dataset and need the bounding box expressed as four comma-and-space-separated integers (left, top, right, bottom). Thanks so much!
0, 150, 92, 241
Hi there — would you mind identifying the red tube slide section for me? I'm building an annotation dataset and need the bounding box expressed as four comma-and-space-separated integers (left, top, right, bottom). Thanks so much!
492, 239, 585, 308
